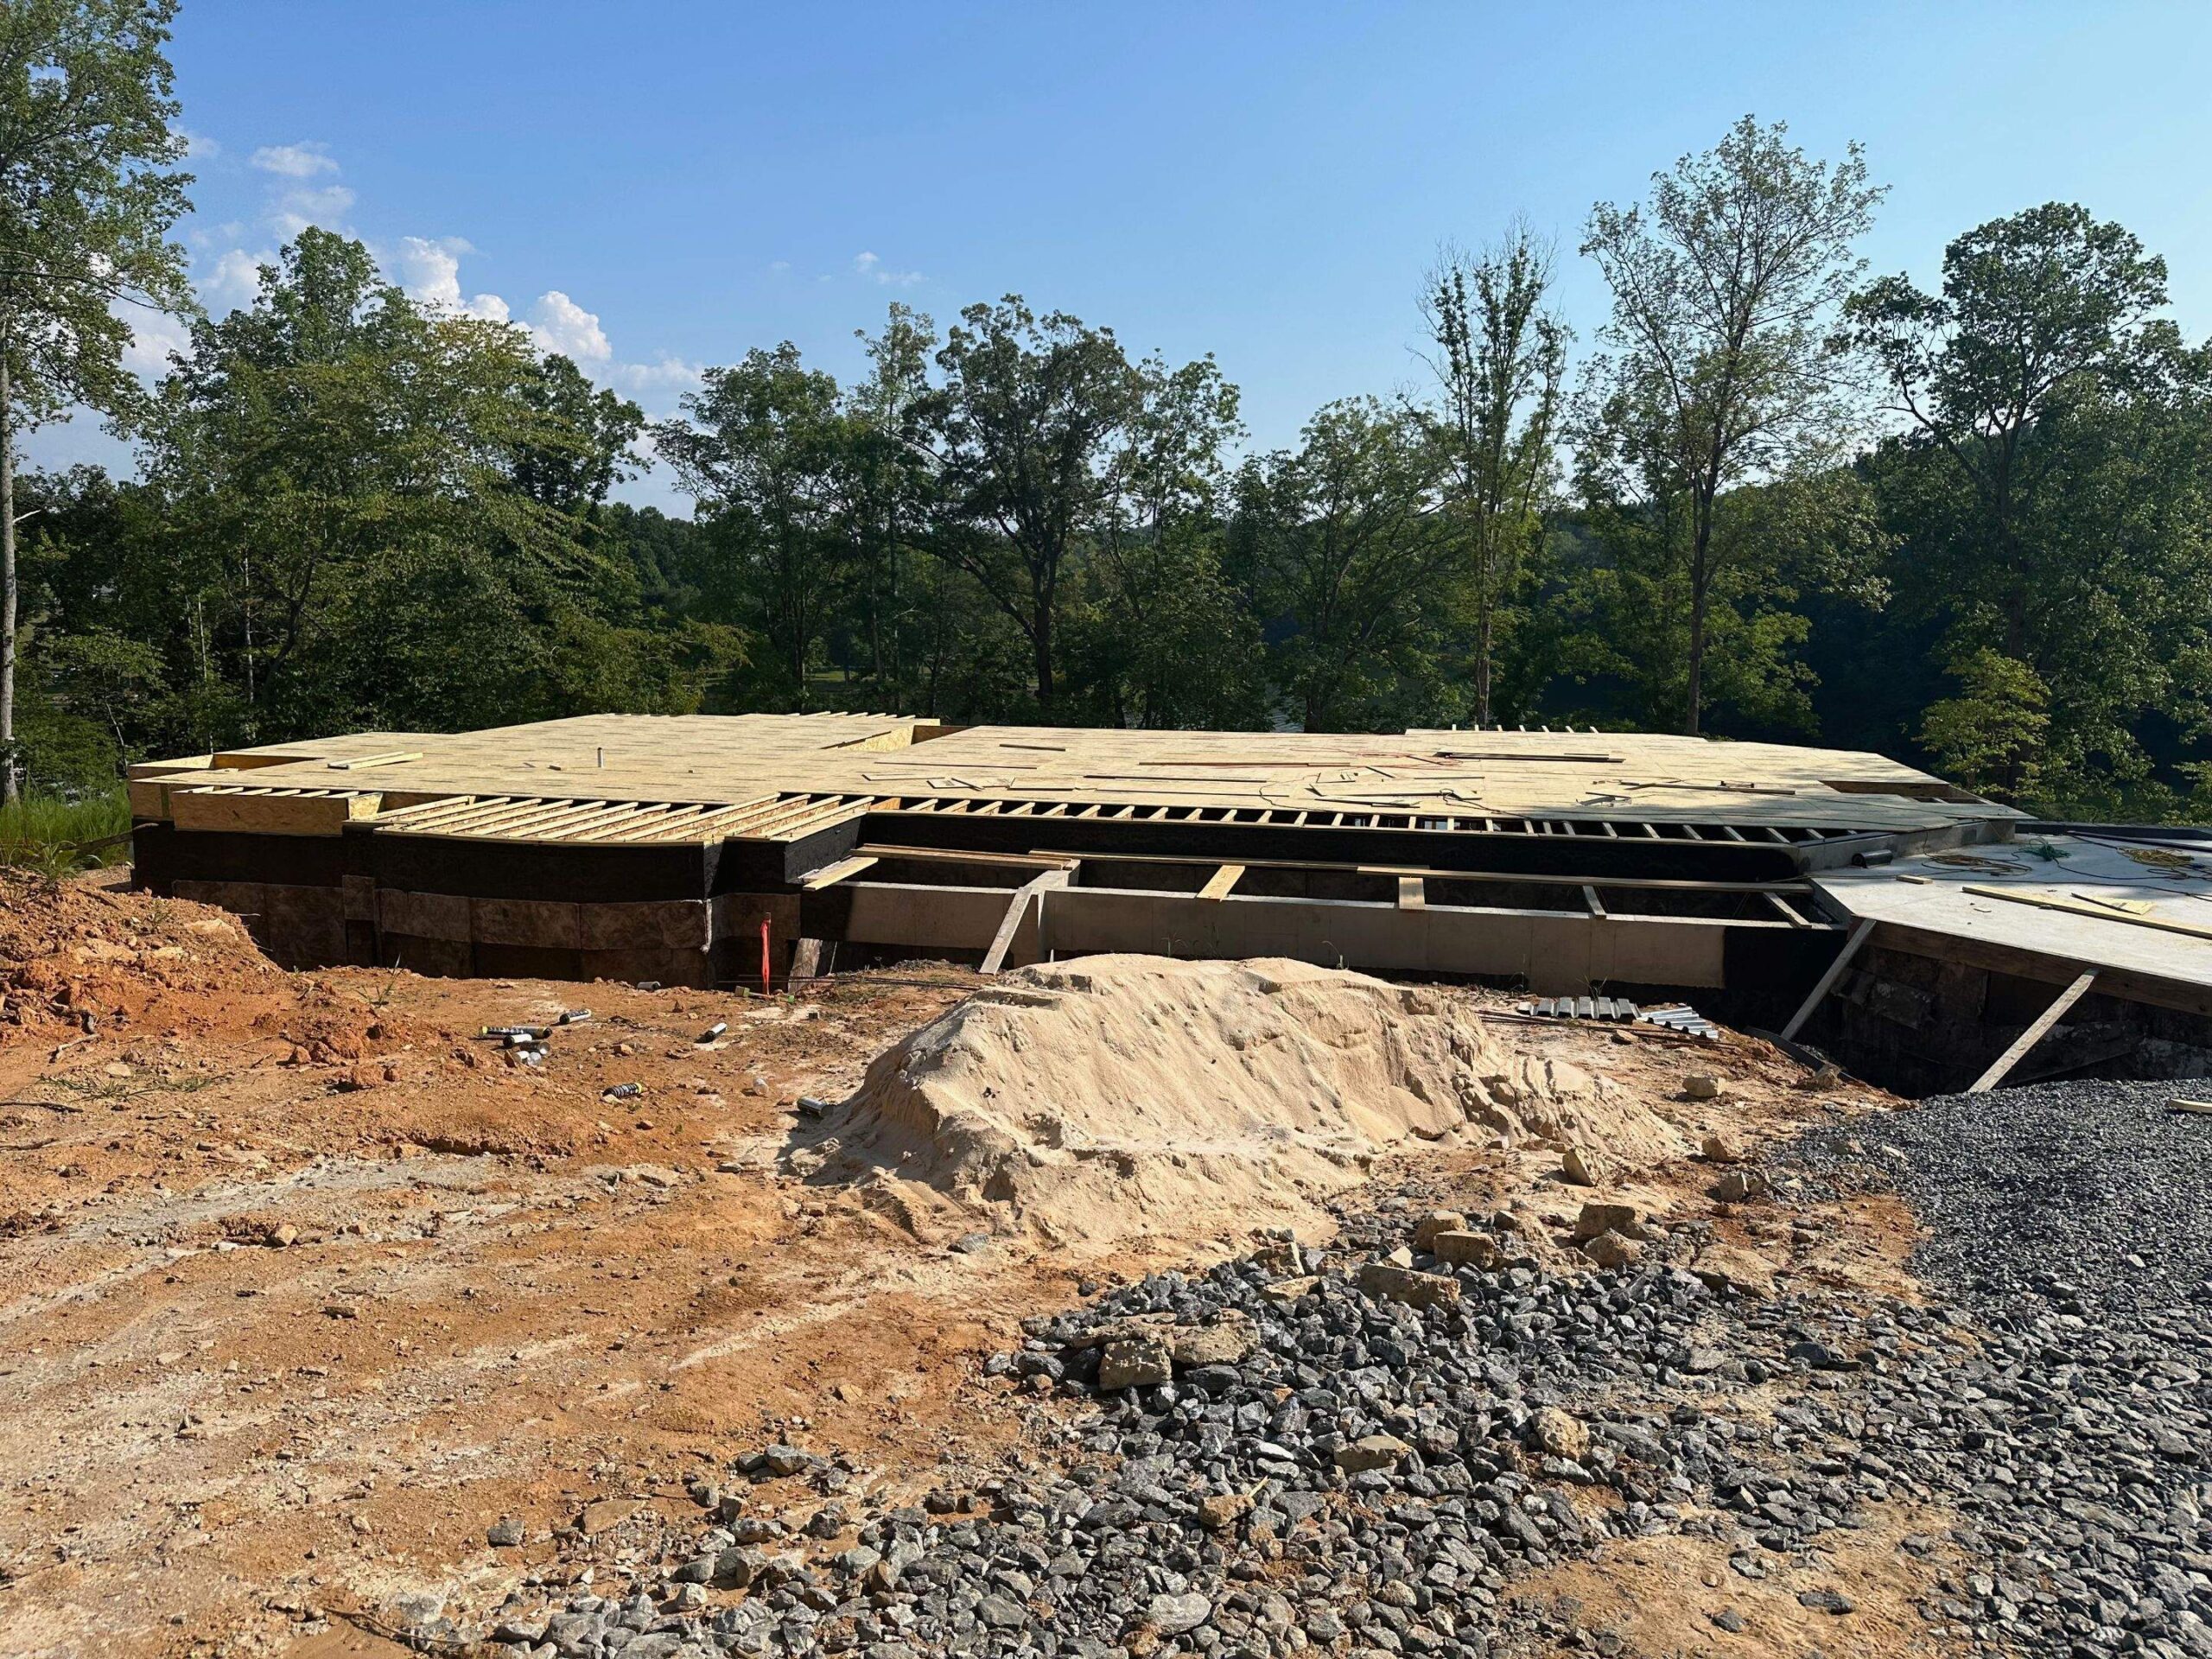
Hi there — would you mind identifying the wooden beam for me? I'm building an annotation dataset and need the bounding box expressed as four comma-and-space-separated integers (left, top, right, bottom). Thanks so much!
800, 855, 879, 891
857, 842, 1079, 871
1967, 970, 2099, 1094
1780, 917, 1877, 1039
1581, 885, 1605, 919
981, 869, 1071, 974
325, 749, 423, 770
1198, 863, 1246, 901
1027, 847, 1808, 894
1963, 884, 2212, 944
1764, 891, 1810, 927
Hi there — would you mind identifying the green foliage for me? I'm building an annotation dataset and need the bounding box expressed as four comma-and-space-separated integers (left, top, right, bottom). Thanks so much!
1578, 117, 1885, 734
1232, 398, 1460, 732
1419, 224, 1568, 723
2, 0, 195, 798
0, 784, 128, 874
1917, 649, 2051, 802
1848, 203, 2212, 810
5, 101, 2209, 831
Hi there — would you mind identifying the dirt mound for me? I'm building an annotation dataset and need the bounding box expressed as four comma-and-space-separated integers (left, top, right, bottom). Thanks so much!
0, 869, 293, 1045
810, 955, 1689, 1249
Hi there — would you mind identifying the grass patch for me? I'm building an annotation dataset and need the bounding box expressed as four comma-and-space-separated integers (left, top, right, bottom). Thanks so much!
0, 787, 132, 876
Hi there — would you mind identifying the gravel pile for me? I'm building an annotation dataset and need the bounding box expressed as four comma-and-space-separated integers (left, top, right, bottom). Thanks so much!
448, 1195, 1940, 1659
1786, 1080, 2212, 1657
427, 1081, 2212, 1659
1807, 1079, 2212, 1318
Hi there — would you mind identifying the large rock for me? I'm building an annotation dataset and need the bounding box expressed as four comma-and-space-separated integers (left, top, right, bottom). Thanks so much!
1097, 1333, 1173, 1390
1560, 1145, 1606, 1186
1429, 1229, 1499, 1268
1411, 1209, 1468, 1251
1148, 1592, 1213, 1636
1529, 1406, 1589, 1460
1582, 1231, 1641, 1269
1333, 1433, 1411, 1473
1171, 1312, 1258, 1367
1712, 1169, 1770, 1203
1572, 1200, 1643, 1242
1356, 1261, 1461, 1311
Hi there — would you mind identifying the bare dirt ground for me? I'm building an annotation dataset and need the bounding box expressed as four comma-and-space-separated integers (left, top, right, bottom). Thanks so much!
0, 870, 1934, 1659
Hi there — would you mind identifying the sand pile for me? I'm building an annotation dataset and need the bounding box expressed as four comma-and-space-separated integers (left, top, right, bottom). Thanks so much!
807, 954, 1689, 1249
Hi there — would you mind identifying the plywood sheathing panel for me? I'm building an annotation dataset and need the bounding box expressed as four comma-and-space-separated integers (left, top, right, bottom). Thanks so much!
1814, 834, 2212, 1013
130, 713, 2017, 843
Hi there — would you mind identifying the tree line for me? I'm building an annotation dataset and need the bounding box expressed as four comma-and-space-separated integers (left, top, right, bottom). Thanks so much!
7, 4, 2211, 820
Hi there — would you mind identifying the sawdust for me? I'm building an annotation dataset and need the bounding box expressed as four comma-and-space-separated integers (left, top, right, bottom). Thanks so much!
810, 955, 1694, 1249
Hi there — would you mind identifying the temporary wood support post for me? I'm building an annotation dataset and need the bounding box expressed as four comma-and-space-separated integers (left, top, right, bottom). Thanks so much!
1198, 863, 1245, 901
1780, 917, 1877, 1040
981, 869, 1071, 975
1967, 970, 2099, 1094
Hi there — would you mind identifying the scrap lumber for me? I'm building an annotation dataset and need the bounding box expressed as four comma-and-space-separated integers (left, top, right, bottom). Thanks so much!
1967, 970, 2100, 1094
800, 855, 878, 891
1963, 884, 2212, 943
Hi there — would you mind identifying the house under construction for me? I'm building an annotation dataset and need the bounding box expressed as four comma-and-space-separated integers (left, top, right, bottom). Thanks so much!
127, 712, 2212, 1090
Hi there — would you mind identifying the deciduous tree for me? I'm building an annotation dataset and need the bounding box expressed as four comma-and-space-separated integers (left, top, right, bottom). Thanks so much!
1579, 117, 1882, 734
1419, 224, 1567, 724
0, 0, 193, 797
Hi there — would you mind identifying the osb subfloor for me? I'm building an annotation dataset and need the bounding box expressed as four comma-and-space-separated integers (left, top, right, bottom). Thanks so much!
3, 870, 1935, 1659
134, 712, 2015, 838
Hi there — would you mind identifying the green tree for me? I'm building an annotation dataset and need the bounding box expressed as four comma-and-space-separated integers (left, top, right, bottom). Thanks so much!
837, 303, 938, 701
1917, 647, 2050, 802
654, 343, 848, 705
510, 351, 643, 513
918, 297, 1149, 719
0, 0, 193, 798
1232, 397, 1457, 732
134, 230, 682, 741
1847, 204, 2212, 806
1079, 353, 1264, 728
1579, 116, 1883, 734
1419, 223, 1567, 724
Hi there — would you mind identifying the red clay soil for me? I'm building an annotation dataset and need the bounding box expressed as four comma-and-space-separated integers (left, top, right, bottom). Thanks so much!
0, 870, 1936, 1659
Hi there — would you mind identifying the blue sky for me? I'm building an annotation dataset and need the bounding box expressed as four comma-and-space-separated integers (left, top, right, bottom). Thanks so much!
29, 0, 2212, 511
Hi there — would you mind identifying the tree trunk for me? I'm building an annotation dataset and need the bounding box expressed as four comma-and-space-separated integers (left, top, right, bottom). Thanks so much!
1474, 607, 1495, 727
1685, 570, 1708, 738
1033, 613, 1054, 719
1, 353, 16, 804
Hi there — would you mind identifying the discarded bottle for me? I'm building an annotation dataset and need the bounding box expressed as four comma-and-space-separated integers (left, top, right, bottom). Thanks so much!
603, 1082, 644, 1100
696, 1021, 728, 1044
559, 1008, 592, 1025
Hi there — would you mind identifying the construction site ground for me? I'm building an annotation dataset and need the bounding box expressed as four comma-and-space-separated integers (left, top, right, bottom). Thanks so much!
2, 870, 1925, 1659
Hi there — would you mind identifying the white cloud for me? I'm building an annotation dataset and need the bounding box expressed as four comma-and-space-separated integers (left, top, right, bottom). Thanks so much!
122, 313, 191, 377
529, 289, 611, 362
251, 142, 338, 179
181, 129, 220, 160
854, 250, 923, 287
391, 235, 511, 321
270, 182, 355, 238
609, 354, 704, 395
202, 246, 273, 311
